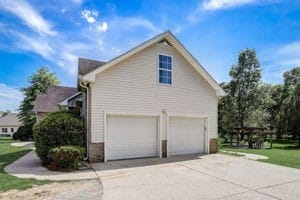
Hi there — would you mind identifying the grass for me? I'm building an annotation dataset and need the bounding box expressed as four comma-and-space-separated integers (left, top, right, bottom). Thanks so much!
221, 139, 300, 169
0, 138, 51, 192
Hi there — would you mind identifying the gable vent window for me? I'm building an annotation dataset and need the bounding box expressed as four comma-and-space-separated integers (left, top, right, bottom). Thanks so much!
158, 54, 172, 85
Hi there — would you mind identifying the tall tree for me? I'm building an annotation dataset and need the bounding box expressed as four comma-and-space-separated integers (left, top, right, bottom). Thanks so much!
229, 49, 261, 128
18, 67, 60, 126
277, 67, 300, 140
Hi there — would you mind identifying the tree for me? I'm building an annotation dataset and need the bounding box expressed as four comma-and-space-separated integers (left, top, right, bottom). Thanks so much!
0, 110, 11, 117
277, 67, 300, 141
218, 83, 238, 142
228, 49, 261, 128
18, 67, 60, 126
245, 83, 276, 127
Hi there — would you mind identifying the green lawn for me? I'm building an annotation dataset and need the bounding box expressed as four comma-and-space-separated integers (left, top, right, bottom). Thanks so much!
221, 140, 300, 169
0, 138, 51, 192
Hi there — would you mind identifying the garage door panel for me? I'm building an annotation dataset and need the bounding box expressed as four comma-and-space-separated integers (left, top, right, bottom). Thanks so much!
169, 117, 205, 156
106, 115, 158, 160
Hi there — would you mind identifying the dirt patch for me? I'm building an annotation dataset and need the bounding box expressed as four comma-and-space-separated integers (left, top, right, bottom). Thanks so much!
0, 179, 102, 200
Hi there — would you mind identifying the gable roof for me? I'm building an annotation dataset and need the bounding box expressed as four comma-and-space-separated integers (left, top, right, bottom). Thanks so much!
33, 86, 78, 112
80, 30, 225, 96
58, 92, 82, 106
78, 57, 106, 76
0, 113, 21, 127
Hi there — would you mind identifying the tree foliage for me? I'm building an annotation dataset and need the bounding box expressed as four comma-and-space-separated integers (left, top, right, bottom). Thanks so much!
33, 111, 84, 165
228, 49, 261, 128
218, 48, 299, 145
219, 56, 300, 144
0, 110, 11, 117
17, 67, 60, 126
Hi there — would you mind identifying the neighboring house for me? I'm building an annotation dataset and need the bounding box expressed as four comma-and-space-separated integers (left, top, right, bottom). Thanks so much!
0, 113, 22, 137
33, 86, 78, 121
79, 31, 225, 162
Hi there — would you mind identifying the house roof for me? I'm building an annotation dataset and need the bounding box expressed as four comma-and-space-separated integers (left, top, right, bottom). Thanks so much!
33, 86, 78, 112
0, 113, 22, 127
78, 57, 106, 76
58, 92, 82, 106
80, 30, 225, 96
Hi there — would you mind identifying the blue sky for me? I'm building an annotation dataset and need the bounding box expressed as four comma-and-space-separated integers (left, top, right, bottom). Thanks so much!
0, 0, 300, 111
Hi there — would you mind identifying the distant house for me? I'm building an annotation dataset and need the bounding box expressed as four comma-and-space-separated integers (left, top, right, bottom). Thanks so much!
0, 113, 22, 137
33, 86, 78, 121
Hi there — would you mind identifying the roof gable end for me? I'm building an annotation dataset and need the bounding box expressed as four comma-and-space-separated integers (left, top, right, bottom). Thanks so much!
81, 31, 225, 96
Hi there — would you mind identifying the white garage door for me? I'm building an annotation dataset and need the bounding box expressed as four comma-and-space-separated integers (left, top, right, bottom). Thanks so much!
169, 117, 205, 156
106, 115, 158, 160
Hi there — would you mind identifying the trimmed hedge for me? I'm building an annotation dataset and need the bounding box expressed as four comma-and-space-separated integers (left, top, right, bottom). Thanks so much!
33, 111, 84, 165
13, 124, 33, 141
48, 145, 85, 170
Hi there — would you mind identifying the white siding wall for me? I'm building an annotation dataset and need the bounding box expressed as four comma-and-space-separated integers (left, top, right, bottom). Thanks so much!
0, 126, 19, 136
90, 42, 218, 143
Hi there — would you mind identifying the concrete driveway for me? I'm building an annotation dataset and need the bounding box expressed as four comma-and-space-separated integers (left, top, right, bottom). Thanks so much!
92, 154, 300, 200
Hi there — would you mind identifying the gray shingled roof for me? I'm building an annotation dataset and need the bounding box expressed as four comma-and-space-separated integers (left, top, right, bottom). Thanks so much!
0, 113, 22, 126
33, 86, 77, 112
78, 57, 106, 76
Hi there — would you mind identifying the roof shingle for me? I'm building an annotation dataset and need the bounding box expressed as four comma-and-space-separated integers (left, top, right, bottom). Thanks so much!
78, 57, 106, 76
33, 86, 77, 112
0, 113, 22, 127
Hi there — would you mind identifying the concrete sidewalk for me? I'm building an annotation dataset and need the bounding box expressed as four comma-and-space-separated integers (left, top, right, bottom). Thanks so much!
5, 150, 98, 181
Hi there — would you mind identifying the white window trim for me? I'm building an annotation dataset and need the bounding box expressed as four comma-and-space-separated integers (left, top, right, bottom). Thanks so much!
157, 53, 173, 86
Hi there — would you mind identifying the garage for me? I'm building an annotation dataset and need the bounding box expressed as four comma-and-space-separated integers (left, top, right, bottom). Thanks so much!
169, 116, 206, 156
106, 115, 158, 161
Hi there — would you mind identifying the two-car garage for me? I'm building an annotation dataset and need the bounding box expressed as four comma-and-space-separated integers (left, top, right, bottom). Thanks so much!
105, 114, 207, 161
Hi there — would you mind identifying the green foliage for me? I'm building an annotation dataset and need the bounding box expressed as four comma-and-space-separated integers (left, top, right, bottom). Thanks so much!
219, 49, 262, 138
0, 110, 11, 117
18, 67, 60, 126
33, 111, 84, 165
219, 48, 299, 145
12, 124, 33, 141
229, 48, 261, 128
48, 146, 85, 170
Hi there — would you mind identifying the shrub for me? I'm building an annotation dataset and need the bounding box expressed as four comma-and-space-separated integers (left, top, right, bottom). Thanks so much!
48, 145, 85, 170
33, 111, 84, 165
13, 124, 33, 141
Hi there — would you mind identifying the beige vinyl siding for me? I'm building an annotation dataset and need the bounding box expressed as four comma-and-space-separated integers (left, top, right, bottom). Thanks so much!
90, 42, 218, 143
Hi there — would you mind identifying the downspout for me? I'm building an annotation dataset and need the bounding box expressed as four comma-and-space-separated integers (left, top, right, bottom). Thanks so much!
79, 77, 90, 161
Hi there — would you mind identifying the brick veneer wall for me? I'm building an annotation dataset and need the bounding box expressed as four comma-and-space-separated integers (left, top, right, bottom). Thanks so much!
162, 140, 167, 157
89, 143, 104, 162
209, 138, 218, 153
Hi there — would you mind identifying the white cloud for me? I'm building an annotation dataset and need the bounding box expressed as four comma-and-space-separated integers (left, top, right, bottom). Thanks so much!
261, 41, 300, 82
14, 34, 55, 59
72, 0, 83, 4
96, 21, 108, 32
81, 9, 97, 23
123, 17, 161, 32
0, 83, 23, 112
0, 0, 56, 36
203, 0, 258, 10
81, 9, 108, 32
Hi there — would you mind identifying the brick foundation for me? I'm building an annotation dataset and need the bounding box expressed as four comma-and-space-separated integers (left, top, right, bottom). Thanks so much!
89, 143, 104, 162
209, 138, 218, 153
162, 140, 167, 157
